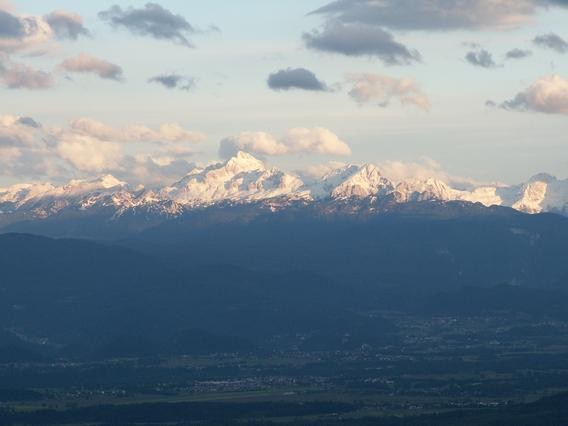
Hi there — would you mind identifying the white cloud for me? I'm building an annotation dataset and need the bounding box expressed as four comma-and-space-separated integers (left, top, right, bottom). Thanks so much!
284, 128, 352, 156
0, 9, 53, 54
0, 115, 61, 178
0, 3, 88, 53
379, 158, 446, 183
501, 75, 568, 114
0, 115, 37, 146
220, 132, 288, 157
136, 122, 206, 143
378, 157, 485, 189
219, 128, 352, 158
0, 4, 92, 91
57, 134, 121, 173
346, 73, 430, 111
54, 118, 205, 175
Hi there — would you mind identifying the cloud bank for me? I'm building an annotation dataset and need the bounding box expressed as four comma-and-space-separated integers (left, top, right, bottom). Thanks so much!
0, 115, 206, 185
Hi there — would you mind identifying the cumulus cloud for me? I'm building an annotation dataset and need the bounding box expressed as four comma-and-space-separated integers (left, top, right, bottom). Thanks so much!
533, 33, 568, 53
57, 134, 121, 173
465, 49, 498, 68
62, 118, 204, 176
0, 115, 61, 178
303, 21, 420, 65
220, 132, 287, 157
14, 118, 124, 175
44, 10, 90, 40
0, 8, 53, 54
0, 60, 54, 90
378, 158, 447, 182
99, 3, 196, 47
60, 53, 124, 81
0, 115, 38, 146
501, 75, 568, 114
149, 73, 195, 91
0, 4, 88, 54
219, 128, 352, 158
346, 73, 430, 111
0, 6, 91, 91
505, 48, 532, 59
267, 68, 329, 92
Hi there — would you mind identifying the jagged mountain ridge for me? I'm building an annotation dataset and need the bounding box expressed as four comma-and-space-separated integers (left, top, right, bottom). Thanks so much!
1, 152, 568, 226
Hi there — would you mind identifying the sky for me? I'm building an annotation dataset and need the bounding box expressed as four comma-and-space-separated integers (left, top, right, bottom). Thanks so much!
1, 0, 568, 188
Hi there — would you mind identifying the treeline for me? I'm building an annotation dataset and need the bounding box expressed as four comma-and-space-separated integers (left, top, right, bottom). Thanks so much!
3, 392, 568, 426
0, 401, 355, 425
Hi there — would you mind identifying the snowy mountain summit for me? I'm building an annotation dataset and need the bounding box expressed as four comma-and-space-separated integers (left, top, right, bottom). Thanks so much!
161, 152, 305, 206
2, 152, 568, 226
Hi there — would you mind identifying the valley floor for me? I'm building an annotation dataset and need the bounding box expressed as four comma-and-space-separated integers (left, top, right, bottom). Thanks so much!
3, 311, 568, 425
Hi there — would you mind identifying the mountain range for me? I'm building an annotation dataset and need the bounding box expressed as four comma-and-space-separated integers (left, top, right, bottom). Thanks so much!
2, 152, 568, 236
3, 153, 568, 358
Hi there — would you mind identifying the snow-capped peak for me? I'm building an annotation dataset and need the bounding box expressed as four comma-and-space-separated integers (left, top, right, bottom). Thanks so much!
529, 173, 556, 184
393, 178, 457, 203
330, 164, 393, 199
4, 152, 568, 221
0, 182, 56, 205
64, 174, 126, 192
161, 152, 303, 206
224, 151, 266, 173
0, 175, 129, 217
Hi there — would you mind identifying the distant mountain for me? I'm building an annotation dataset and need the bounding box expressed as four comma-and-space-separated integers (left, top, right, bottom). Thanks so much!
0, 233, 398, 357
161, 151, 306, 205
3, 230, 568, 360
2, 152, 568, 239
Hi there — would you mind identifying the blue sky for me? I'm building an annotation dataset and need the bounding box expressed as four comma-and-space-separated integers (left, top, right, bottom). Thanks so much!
2, 0, 568, 187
